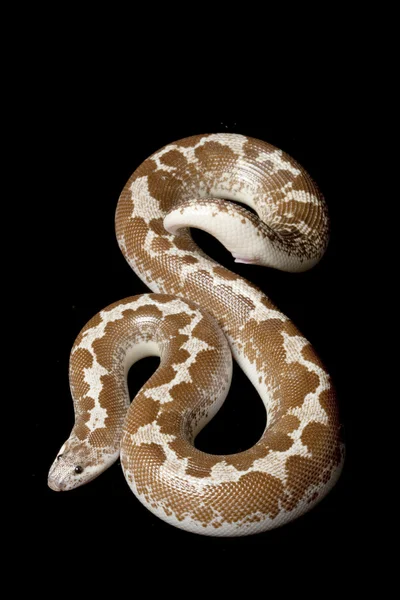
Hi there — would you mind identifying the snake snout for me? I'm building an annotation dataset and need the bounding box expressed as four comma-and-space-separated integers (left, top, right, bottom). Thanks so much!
48, 476, 63, 492
48, 463, 65, 491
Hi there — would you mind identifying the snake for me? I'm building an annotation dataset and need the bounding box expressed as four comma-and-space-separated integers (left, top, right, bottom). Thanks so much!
48, 133, 344, 536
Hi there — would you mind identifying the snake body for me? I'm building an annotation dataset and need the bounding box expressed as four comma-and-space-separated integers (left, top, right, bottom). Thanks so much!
48, 134, 344, 536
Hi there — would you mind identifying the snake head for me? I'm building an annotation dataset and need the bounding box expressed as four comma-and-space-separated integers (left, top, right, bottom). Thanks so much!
47, 437, 117, 492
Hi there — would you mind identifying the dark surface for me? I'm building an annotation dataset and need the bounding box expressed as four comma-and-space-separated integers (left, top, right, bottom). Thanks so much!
30, 98, 366, 572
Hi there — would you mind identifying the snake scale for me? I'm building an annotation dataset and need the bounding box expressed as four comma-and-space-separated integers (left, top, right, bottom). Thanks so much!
48, 133, 344, 536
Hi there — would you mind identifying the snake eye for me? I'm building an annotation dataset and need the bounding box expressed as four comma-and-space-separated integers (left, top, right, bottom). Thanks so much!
74, 466, 83, 474
57, 454, 63, 460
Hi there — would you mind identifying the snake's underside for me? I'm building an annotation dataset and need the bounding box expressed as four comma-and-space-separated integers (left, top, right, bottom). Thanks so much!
48, 134, 344, 536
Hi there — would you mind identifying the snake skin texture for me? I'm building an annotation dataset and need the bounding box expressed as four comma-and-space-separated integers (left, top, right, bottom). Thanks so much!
48, 134, 344, 536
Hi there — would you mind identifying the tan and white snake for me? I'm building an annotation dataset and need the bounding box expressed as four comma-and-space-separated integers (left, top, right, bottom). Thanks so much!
48, 133, 344, 536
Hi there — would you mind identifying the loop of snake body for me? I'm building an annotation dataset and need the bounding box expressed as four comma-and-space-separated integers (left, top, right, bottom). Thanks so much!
48, 133, 344, 536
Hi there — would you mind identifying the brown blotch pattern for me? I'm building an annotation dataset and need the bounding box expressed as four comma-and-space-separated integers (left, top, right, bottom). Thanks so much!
146, 365, 176, 389
151, 237, 173, 253
173, 232, 198, 253
74, 421, 91, 441
147, 168, 183, 212
181, 255, 199, 264
160, 149, 188, 169
125, 396, 161, 437
301, 421, 333, 457
195, 141, 239, 173
69, 348, 93, 400
148, 217, 168, 237
213, 266, 240, 281
264, 430, 294, 452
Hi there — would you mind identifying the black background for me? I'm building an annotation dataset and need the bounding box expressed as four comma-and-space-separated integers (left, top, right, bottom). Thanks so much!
28, 78, 369, 576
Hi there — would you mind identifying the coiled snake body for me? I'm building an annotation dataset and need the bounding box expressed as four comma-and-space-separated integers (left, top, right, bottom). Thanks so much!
48, 134, 344, 536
